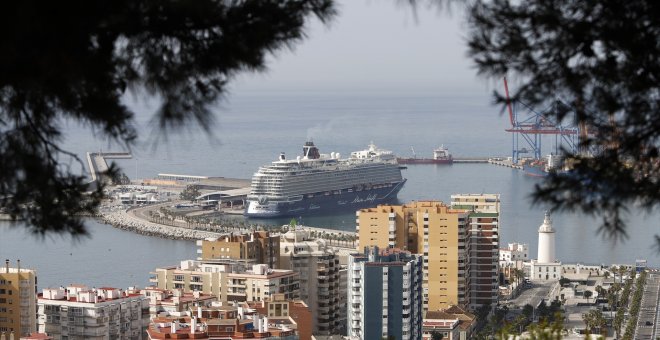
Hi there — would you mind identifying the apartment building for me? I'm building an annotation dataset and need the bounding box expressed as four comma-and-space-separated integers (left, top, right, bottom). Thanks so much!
37, 285, 149, 340
347, 246, 423, 340
245, 293, 313, 340
356, 204, 410, 250
0, 260, 37, 337
421, 306, 476, 340
197, 231, 280, 268
146, 302, 309, 340
356, 201, 471, 312
450, 194, 500, 310
279, 229, 343, 335
151, 261, 299, 303
140, 287, 216, 317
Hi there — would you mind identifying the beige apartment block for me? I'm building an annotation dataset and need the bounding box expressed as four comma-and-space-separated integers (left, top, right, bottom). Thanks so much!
356, 201, 471, 313
451, 194, 500, 310
37, 285, 148, 340
151, 261, 299, 304
0, 261, 37, 337
279, 229, 344, 334
356, 205, 410, 250
197, 231, 280, 268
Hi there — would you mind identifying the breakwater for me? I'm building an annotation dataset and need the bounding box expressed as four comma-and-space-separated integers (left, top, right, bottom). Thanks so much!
98, 208, 225, 241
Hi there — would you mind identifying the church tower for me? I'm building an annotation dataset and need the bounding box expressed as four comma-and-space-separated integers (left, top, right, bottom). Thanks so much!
537, 212, 555, 263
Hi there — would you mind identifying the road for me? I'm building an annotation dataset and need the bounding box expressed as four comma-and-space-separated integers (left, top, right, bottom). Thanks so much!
508, 281, 557, 309
634, 273, 660, 340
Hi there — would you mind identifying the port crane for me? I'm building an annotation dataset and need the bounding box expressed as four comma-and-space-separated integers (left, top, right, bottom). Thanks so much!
503, 78, 580, 164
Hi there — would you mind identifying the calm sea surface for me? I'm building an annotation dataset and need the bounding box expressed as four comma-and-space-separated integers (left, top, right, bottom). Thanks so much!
1, 92, 658, 289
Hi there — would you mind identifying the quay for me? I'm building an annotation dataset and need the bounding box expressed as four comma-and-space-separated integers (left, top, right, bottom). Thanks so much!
86, 151, 132, 182
451, 156, 524, 170
453, 157, 491, 163
488, 158, 523, 169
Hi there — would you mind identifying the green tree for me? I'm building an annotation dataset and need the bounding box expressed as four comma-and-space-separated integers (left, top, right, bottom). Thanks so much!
430, 331, 444, 340
111, 172, 131, 186
0, 0, 335, 236
583, 290, 593, 303
180, 185, 201, 201
475, 303, 491, 325
467, 0, 660, 249
514, 268, 526, 287
582, 309, 607, 336
536, 301, 549, 321
522, 304, 534, 320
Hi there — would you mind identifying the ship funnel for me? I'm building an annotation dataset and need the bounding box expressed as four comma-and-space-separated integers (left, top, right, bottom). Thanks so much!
303, 141, 320, 159
279, 153, 285, 161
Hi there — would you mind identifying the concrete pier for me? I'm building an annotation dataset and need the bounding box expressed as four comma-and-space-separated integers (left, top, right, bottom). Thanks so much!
488, 158, 523, 169
86, 151, 132, 182
453, 157, 491, 163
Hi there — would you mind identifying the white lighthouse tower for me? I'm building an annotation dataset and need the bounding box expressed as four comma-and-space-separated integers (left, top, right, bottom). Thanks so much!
537, 212, 555, 264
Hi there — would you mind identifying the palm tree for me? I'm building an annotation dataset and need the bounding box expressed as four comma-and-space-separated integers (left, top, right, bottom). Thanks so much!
583, 290, 593, 303
582, 309, 607, 336
607, 288, 618, 330
514, 269, 526, 287
618, 266, 627, 283
595, 285, 605, 300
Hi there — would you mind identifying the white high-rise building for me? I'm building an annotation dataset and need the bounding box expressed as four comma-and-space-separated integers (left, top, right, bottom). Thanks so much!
37, 285, 149, 340
537, 212, 555, 264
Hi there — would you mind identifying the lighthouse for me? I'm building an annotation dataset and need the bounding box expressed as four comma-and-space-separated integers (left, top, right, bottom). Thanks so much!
537, 212, 555, 264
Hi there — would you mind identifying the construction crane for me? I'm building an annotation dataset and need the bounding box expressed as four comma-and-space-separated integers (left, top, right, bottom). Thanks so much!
503, 77, 580, 164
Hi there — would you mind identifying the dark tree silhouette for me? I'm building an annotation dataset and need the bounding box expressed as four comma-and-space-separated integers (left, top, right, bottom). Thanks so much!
0, 0, 335, 236
467, 0, 660, 248
179, 185, 201, 202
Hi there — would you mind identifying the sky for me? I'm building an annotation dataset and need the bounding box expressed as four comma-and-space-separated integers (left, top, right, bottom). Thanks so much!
232, 0, 488, 94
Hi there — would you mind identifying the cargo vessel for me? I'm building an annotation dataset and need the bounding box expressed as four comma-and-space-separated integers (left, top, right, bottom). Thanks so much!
396, 146, 453, 164
522, 154, 565, 177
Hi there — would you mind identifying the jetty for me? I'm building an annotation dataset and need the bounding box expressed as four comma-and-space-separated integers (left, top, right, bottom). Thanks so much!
453, 157, 491, 163
86, 151, 132, 182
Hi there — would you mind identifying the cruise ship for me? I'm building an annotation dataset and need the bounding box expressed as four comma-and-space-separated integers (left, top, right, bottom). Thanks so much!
245, 142, 406, 218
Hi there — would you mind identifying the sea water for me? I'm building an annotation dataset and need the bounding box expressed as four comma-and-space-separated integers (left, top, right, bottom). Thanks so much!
1, 91, 657, 289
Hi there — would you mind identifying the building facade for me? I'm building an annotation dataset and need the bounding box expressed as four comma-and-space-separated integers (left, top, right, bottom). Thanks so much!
151, 261, 299, 303
37, 285, 149, 340
450, 194, 500, 310
0, 261, 37, 337
140, 288, 216, 317
246, 293, 314, 340
279, 229, 343, 335
197, 231, 280, 268
499, 243, 529, 264
356, 201, 471, 312
146, 303, 305, 340
347, 246, 423, 340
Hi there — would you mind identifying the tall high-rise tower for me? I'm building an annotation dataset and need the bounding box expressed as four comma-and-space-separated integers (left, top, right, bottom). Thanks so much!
0, 260, 37, 337
537, 212, 555, 264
